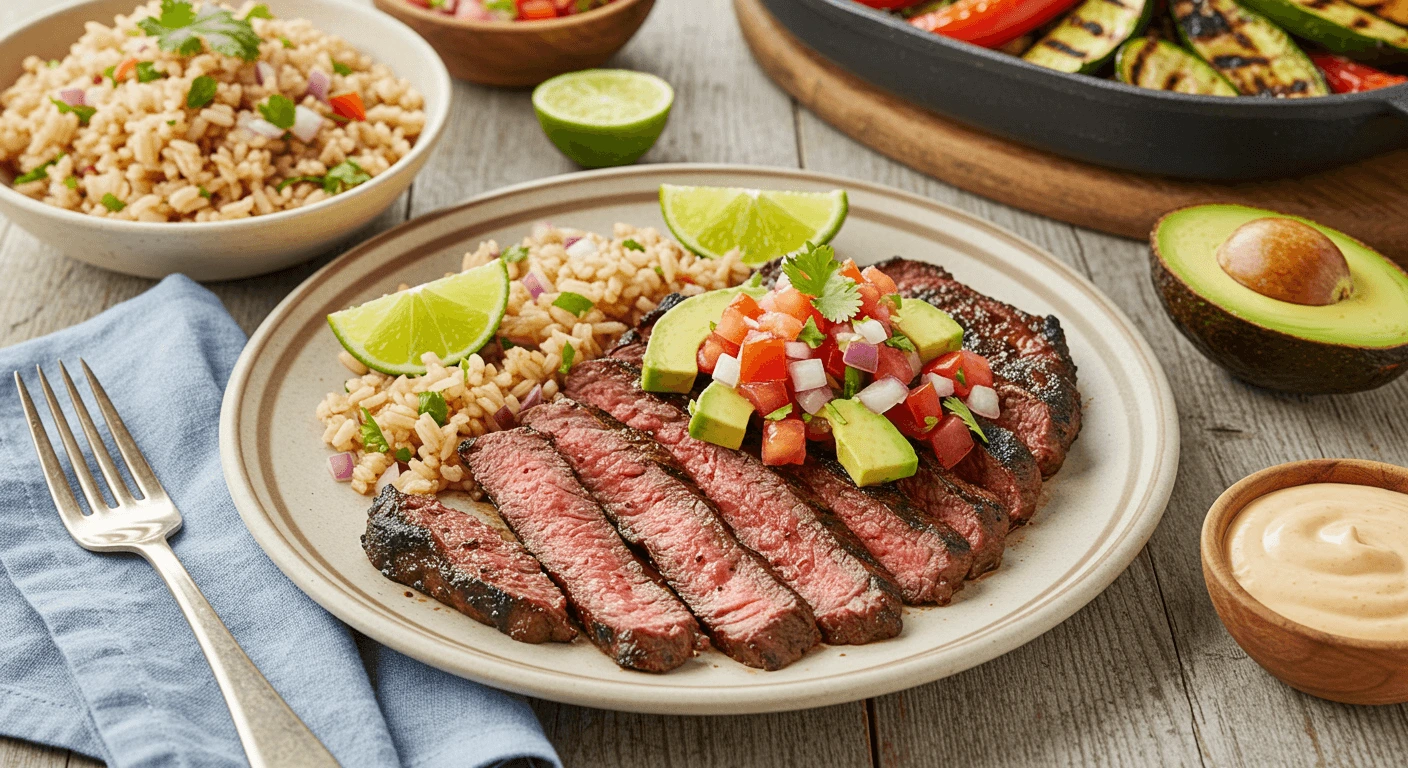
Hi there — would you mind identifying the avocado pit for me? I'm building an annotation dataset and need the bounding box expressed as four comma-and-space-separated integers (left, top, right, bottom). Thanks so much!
1215, 217, 1354, 306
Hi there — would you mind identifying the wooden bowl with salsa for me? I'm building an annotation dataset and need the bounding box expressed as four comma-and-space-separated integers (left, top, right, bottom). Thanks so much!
1201, 459, 1408, 705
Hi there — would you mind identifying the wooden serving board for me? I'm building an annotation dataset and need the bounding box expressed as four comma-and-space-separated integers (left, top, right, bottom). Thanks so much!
735, 0, 1408, 261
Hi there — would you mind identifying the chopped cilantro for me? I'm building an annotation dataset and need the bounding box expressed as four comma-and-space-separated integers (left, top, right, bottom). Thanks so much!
797, 317, 825, 348
100, 193, 126, 212
137, 0, 262, 60
394, 447, 412, 462
63, 176, 78, 190
135, 61, 165, 82
198, 186, 211, 198
499, 336, 517, 349
781, 242, 861, 322
280, 36, 294, 48
500, 244, 529, 263
275, 175, 323, 192
552, 291, 594, 317
102, 65, 117, 85
244, 3, 273, 19
885, 332, 916, 353
842, 366, 862, 399
324, 159, 369, 194
51, 98, 96, 126
47, 60, 60, 68
653, 266, 664, 276
13, 154, 63, 185
923, 415, 938, 430
955, 367, 966, 387
186, 74, 217, 108
801, 412, 813, 423
708, 320, 717, 331
257, 93, 295, 129
559, 342, 576, 375
622, 238, 644, 251
166, 119, 176, 125
764, 404, 793, 421
417, 391, 449, 426
332, 61, 352, 76
359, 407, 390, 452
943, 397, 988, 443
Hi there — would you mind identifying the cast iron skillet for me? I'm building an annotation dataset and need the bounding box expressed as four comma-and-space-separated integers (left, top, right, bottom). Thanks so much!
762, 0, 1408, 180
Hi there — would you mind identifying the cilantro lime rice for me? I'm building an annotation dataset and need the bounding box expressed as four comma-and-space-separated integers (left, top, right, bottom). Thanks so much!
0, 1, 424, 221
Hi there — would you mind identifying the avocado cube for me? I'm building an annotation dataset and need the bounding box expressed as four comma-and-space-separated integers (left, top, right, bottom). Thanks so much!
824, 398, 918, 486
892, 299, 964, 363
688, 381, 755, 450
641, 285, 764, 393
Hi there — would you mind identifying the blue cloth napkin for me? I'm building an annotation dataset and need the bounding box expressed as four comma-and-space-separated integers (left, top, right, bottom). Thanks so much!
0, 276, 562, 768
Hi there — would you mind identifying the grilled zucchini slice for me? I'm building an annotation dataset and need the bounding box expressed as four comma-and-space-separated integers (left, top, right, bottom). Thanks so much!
1240, 0, 1408, 60
1172, 0, 1329, 96
1344, 0, 1408, 25
1024, 0, 1156, 73
1115, 37, 1240, 93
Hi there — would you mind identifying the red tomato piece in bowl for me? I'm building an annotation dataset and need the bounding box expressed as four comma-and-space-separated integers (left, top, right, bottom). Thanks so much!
763, 418, 807, 466
924, 350, 992, 398
862, 265, 898, 296
737, 381, 791, 416
739, 336, 788, 382
928, 414, 975, 469
875, 345, 916, 385
758, 311, 804, 341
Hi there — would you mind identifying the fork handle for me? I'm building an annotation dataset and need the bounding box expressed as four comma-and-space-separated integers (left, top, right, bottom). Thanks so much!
139, 542, 341, 767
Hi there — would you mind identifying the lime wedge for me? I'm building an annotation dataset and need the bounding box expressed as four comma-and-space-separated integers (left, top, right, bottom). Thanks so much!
328, 259, 509, 376
659, 185, 848, 265
532, 69, 674, 168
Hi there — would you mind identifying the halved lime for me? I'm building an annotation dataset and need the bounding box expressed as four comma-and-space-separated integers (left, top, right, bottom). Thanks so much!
328, 259, 510, 376
532, 69, 674, 168
659, 185, 848, 265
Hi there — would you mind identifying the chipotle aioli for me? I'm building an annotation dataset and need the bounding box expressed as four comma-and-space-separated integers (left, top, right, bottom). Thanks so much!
1226, 482, 1408, 641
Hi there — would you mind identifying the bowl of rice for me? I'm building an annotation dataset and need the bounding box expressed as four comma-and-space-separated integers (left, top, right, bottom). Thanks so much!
0, 0, 451, 280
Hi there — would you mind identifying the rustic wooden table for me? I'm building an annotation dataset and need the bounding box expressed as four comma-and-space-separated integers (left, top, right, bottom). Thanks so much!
4, 0, 1407, 766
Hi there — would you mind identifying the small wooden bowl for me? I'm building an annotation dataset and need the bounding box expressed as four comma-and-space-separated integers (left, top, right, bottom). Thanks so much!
1201, 459, 1408, 705
372, 0, 656, 87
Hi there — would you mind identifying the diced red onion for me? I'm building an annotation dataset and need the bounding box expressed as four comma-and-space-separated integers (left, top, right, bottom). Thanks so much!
785, 341, 812, 360
967, 385, 1001, 418
520, 384, 543, 413
788, 358, 826, 392
842, 341, 878, 373
859, 377, 909, 414
255, 62, 276, 87
563, 235, 581, 248
903, 349, 922, 381
306, 68, 330, 101
327, 452, 355, 481
833, 332, 860, 348
58, 88, 85, 106
712, 354, 740, 387
247, 117, 285, 138
854, 318, 888, 345
494, 405, 517, 430
796, 386, 834, 415
375, 462, 400, 492
565, 237, 597, 259
290, 105, 323, 143
925, 372, 955, 398
522, 272, 549, 300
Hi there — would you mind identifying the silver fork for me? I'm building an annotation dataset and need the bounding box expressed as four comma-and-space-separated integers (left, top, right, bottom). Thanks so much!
16, 361, 340, 768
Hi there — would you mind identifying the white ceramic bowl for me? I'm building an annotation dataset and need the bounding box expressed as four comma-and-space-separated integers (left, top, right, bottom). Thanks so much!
0, 0, 451, 281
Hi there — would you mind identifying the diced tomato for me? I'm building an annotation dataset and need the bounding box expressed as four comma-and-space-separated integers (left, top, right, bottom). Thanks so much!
770, 287, 815, 323
697, 333, 737, 375
839, 258, 864, 285
818, 337, 846, 380
517, 0, 558, 18
923, 350, 992, 398
885, 403, 931, 441
758, 311, 804, 341
805, 414, 834, 443
729, 292, 764, 319
928, 414, 975, 469
857, 283, 892, 327
715, 306, 751, 346
875, 344, 917, 386
762, 418, 808, 466
739, 336, 788, 383
862, 266, 898, 297
737, 381, 791, 416
329, 91, 366, 122
113, 58, 138, 83
905, 382, 942, 429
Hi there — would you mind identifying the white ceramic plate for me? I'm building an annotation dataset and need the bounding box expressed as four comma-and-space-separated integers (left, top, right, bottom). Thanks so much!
220, 164, 1179, 715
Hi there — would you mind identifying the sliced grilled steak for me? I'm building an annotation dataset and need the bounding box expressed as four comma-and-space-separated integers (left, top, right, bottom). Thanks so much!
955, 423, 1043, 526
566, 358, 903, 645
897, 453, 1009, 578
781, 455, 972, 605
608, 292, 687, 367
876, 257, 1082, 477
462, 427, 702, 672
519, 400, 819, 669
362, 486, 576, 643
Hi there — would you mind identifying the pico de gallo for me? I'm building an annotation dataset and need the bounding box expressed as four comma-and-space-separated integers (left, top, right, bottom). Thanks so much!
693, 243, 998, 472
408, 0, 617, 21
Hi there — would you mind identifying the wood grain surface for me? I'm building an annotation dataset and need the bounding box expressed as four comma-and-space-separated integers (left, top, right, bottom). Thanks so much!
3, 0, 1408, 766
736, 0, 1408, 266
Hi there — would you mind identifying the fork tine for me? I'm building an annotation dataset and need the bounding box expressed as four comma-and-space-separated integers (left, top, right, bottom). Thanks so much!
35, 366, 111, 515
58, 362, 136, 506
15, 372, 90, 534
78, 359, 163, 500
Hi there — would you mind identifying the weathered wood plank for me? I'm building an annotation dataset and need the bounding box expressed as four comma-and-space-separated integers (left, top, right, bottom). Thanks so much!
0, 738, 67, 768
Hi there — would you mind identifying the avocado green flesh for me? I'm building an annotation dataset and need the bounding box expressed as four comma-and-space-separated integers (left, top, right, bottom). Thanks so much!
1173, 0, 1328, 96
1240, 0, 1408, 57
641, 284, 767, 393
824, 398, 918, 487
892, 299, 964, 363
1115, 38, 1239, 95
1156, 205, 1408, 348
1023, 0, 1153, 74
688, 381, 754, 450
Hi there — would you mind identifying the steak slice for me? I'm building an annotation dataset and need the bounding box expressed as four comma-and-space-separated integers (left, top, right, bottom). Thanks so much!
781, 455, 972, 605
954, 422, 1043, 526
520, 400, 819, 669
362, 486, 576, 644
876, 257, 1082, 477
462, 427, 702, 672
566, 358, 903, 645
608, 292, 687, 367
897, 453, 1010, 578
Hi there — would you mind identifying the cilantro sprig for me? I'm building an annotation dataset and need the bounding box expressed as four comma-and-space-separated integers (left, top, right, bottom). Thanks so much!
51, 98, 96, 126
275, 159, 370, 195
797, 316, 825, 348
417, 391, 449, 426
552, 292, 594, 317
780, 242, 861, 323
943, 397, 988, 444
501, 244, 530, 263
885, 332, 916, 353
257, 94, 295, 129
559, 342, 576, 375
137, 0, 262, 61
359, 407, 390, 453
13, 154, 64, 185
764, 404, 793, 421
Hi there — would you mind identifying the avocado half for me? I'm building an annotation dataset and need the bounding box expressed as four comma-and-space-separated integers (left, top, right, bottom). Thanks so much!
1150, 204, 1408, 394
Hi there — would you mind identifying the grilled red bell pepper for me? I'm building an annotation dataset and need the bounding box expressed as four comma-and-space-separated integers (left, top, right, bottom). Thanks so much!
1310, 53, 1408, 93
909, 0, 1082, 49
